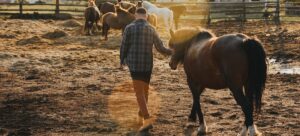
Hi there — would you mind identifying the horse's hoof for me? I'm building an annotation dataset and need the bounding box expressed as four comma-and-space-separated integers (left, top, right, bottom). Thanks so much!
249, 125, 262, 136
237, 126, 248, 136
197, 124, 207, 136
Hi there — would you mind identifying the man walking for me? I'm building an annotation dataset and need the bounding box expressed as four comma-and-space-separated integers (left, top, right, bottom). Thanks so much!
120, 7, 172, 132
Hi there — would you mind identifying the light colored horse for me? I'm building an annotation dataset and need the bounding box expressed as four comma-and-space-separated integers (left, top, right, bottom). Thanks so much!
142, 1, 174, 31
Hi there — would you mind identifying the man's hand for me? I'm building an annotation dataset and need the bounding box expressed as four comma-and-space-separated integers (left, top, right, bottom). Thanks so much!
162, 49, 173, 57
166, 49, 173, 56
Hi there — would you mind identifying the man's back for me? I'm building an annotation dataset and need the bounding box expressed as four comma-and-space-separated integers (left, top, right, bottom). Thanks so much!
120, 19, 171, 72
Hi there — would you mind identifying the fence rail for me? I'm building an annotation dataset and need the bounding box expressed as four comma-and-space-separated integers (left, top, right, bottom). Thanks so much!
0, 0, 299, 23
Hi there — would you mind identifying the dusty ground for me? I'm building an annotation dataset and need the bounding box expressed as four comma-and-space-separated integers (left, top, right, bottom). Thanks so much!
0, 18, 299, 136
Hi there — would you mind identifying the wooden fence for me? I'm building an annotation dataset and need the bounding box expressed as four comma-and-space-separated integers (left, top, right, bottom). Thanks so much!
0, 0, 87, 16
0, 0, 299, 23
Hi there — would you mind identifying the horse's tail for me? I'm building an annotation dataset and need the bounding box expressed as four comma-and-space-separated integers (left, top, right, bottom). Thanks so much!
243, 38, 267, 113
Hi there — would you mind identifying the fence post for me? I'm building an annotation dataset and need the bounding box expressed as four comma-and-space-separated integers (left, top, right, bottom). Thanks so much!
240, 0, 245, 31
275, 0, 281, 26
19, 0, 23, 15
207, 2, 211, 26
55, 0, 59, 15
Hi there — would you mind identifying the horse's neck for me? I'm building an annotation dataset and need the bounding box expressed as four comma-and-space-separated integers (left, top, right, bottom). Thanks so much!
186, 36, 212, 54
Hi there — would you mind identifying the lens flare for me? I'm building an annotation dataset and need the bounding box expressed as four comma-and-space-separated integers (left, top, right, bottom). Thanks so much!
108, 80, 161, 130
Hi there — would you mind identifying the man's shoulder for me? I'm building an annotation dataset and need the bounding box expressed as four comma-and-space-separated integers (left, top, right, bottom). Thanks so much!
125, 22, 136, 31
146, 24, 155, 31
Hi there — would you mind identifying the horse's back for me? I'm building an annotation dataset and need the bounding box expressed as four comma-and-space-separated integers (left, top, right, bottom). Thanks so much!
185, 34, 249, 89
102, 12, 117, 24
211, 34, 249, 86
100, 2, 115, 14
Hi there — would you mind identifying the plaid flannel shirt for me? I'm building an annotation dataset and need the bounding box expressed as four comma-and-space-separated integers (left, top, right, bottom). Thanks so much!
120, 19, 172, 72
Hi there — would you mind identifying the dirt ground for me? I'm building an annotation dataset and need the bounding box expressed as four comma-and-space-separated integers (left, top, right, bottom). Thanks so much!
0, 18, 299, 136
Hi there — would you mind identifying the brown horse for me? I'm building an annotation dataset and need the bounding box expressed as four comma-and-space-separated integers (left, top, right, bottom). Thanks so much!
84, 6, 101, 35
98, 2, 116, 15
128, 6, 157, 28
117, 0, 136, 10
101, 5, 135, 40
168, 27, 267, 136
169, 5, 186, 29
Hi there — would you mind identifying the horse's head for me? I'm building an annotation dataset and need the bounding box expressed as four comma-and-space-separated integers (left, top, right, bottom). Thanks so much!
137, 1, 143, 7
168, 27, 215, 70
115, 5, 125, 13
128, 6, 136, 14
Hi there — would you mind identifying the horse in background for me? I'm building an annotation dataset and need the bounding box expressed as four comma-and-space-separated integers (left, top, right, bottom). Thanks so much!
168, 27, 267, 136
128, 5, 157, 28
142, 1, 174, 32
101, 5, 135, 40
117, 0, 136, 9
137, 1, 142, 7
169, 5, 186, 29
84, 0, 101, 35
98, 2, 116, 15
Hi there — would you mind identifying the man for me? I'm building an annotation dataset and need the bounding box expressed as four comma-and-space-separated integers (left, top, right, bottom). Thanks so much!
120, 7, 172, 132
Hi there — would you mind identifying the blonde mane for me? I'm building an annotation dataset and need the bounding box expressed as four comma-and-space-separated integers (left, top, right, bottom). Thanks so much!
170, 27, 215, 46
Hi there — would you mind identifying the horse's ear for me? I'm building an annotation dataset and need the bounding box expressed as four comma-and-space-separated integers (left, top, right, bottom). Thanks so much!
170, 29, 175, 37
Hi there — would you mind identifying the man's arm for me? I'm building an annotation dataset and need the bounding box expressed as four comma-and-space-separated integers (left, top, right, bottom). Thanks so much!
120, 26, 131, 65
153, 29, 173, 56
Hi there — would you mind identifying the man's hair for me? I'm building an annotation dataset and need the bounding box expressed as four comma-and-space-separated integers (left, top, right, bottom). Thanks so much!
136, 7, 147, 15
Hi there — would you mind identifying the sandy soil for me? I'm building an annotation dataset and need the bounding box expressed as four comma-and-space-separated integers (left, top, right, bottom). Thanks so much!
0, 18, 299, 136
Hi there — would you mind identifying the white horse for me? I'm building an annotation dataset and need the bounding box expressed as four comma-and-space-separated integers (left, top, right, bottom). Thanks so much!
142, 1, 174, 32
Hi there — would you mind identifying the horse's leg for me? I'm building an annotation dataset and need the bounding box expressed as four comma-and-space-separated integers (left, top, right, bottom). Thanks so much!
105, 26, 110, 41
89, 21, 94, 35
187, 78, 197, 122
187, 78, 206, 134
102, 23, 108, 40
175, 19, 178, 29
84, 21, 88, 35
163, 17, 169, 33
102, 23, 106, 37
244, 85, 262, 136
229, 86, 261, 136
96, 20, 101, 32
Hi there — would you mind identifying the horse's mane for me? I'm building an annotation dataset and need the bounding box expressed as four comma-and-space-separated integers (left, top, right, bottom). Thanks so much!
170, 27, 215, 47
115, 5, 129, 14
169, 27, 215, 63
